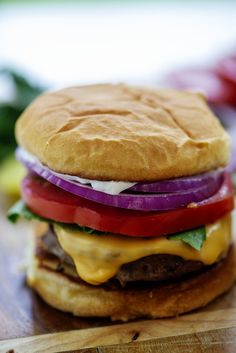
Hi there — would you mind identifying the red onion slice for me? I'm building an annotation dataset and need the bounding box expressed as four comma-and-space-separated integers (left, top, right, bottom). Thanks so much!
16, 148, 223, 211
129, 170, 223, 193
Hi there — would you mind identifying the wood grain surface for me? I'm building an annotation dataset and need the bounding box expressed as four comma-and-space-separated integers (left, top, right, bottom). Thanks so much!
1, 308, 236, 353
0, 194, 236, 353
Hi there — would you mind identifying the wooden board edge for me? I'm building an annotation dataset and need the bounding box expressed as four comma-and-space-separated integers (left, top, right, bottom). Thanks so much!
1, 308, 236, 353
95, 326, 236, 353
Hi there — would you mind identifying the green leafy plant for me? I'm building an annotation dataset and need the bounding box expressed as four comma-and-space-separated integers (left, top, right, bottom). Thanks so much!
0, 68, 44, 163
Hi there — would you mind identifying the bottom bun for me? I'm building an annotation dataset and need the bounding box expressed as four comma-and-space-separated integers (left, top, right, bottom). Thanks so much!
27, 244, 236, 321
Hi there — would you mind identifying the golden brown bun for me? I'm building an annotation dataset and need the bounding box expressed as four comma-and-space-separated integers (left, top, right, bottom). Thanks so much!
16, 84, 230, 181
27, 245, 236, 321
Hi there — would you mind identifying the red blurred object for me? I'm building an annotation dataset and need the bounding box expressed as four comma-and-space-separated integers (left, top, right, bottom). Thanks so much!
217, 55, 236, 85
165, 67, 236, 106
163, 50, 236, 174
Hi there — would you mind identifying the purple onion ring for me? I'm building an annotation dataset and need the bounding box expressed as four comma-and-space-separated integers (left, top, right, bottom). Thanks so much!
16, 148, 223, 212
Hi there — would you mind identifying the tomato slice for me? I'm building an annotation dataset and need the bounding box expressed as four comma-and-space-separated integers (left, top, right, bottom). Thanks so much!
21, 173, 234, 237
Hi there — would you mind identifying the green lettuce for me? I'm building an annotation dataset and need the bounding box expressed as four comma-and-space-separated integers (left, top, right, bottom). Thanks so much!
167, 227, 206, 251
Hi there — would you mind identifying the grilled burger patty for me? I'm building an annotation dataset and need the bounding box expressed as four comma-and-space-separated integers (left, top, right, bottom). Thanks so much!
40, 226, 206, 286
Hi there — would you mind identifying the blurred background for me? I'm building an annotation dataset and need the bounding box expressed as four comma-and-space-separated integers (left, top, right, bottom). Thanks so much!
0, 0, 236, 197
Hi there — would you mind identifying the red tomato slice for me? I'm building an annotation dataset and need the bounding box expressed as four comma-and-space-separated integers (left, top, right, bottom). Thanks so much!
21, 173, 234, 237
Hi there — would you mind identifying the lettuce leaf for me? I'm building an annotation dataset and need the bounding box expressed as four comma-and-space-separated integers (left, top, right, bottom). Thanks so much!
167, 227, 206, 251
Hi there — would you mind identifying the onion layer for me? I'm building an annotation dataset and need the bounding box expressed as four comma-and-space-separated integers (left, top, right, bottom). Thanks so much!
16, 147, 223, 212
129, 170, 223, 193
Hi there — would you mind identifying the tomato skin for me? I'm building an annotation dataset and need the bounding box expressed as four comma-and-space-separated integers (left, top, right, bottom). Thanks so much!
21, 173, 234, 237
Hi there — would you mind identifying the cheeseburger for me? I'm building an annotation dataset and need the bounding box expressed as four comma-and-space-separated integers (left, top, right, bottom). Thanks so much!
9, 84, 235, 321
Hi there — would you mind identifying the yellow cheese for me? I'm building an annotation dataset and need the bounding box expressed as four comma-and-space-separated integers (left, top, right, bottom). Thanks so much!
55, 214, 231, 285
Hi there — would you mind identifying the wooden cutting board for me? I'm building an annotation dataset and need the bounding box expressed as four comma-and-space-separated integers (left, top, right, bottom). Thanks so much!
0, 194, 236, 353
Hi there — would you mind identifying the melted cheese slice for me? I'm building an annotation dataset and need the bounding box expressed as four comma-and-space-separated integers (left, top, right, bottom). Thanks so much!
55, 214, 231, 285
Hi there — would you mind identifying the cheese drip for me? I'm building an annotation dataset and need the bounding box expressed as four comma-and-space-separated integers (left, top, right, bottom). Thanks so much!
55, 214, 231, 285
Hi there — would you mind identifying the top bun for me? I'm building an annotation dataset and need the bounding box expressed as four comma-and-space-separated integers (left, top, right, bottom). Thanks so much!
16, 84, 230, 181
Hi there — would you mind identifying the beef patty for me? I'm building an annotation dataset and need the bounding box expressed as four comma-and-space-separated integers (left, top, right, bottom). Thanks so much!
40, 226, 207, 286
